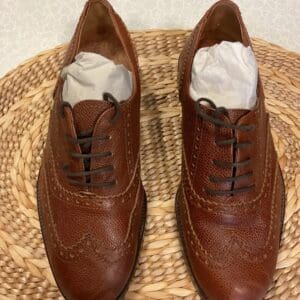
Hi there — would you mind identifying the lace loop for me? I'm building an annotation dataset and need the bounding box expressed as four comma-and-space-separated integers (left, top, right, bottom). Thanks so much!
195, 98, 255, 196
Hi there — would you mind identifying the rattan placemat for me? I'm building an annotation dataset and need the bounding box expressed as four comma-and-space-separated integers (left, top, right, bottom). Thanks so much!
0, 30, 299, 300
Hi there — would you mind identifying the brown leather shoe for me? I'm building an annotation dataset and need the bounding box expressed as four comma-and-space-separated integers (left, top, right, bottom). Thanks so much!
176, 1, 285, 299
37, 1, 146, 299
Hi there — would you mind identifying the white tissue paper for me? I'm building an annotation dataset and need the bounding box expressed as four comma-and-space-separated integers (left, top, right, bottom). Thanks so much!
189, 41, 258, 109
62, 52, 133, 106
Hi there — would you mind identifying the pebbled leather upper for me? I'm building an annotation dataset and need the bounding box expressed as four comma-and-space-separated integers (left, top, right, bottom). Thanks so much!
37, 1, 146, 299
176, 1, 285, 299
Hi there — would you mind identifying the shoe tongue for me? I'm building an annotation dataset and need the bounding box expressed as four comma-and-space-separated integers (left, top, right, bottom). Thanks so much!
226, 108, 250, 123
72, 100, 111, 133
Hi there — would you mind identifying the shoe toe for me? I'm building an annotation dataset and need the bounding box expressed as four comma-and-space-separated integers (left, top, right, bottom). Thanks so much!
50, 253, 131, 300
192, 260, 271, 300
227, 282, 266, 300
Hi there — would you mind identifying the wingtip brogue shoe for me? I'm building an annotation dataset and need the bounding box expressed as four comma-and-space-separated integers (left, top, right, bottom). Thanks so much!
176, 1, 285, 299
37, 1, 146, 299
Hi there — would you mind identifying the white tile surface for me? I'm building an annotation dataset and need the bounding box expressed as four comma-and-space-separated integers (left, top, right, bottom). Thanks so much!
0, 0, 299, 77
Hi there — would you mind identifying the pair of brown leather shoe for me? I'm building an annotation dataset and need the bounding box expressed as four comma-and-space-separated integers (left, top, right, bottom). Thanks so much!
37, 0, 285, 299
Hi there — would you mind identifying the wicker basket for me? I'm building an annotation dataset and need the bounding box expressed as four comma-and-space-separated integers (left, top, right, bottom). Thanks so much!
0, 30, 299, 300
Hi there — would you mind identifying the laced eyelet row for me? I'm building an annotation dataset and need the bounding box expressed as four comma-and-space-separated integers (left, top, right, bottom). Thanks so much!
59, 93, 121, 188
195, 98, 256, 196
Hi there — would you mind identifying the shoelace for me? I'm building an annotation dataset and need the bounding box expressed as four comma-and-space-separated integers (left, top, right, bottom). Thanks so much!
61, 92, 120, 188
195, 98, 256, 196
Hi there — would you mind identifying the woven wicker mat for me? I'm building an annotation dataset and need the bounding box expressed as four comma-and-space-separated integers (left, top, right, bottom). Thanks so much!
0, 30, 299, 300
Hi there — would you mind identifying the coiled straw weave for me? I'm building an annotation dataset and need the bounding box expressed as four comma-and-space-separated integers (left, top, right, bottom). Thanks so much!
0, 30, 299, 299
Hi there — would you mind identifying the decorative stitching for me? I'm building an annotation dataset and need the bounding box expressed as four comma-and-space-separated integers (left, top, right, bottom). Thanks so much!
125, 103, 134, 175
40, 165, 142, 262
189, 116, 202, 177
180, 164, 280, 268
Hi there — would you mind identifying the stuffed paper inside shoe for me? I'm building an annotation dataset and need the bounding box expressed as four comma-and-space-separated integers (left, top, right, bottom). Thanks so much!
189, 41, 258, 109
61, 51, 133, 105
